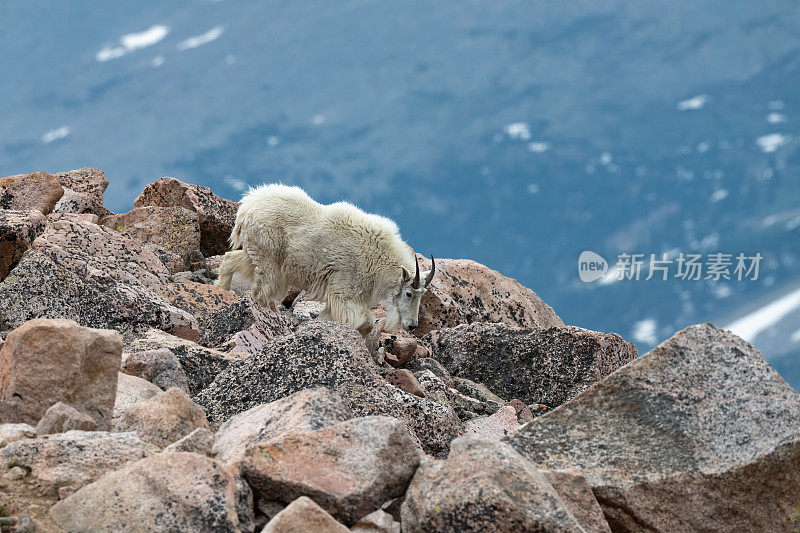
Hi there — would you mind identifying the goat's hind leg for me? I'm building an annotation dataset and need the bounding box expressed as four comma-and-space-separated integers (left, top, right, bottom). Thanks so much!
216, 250, 253, 290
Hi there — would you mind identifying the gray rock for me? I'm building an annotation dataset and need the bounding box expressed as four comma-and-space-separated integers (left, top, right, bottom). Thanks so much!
125, 328, 241, 396
241, 416, 420, 526
121, 347, 190, 393
506, 323, 800, 532
0, 171, 63, 214
196, 321, 462, 456
401, 436, 585, 532
35, 402, 98, 435
425, 323, 636, 407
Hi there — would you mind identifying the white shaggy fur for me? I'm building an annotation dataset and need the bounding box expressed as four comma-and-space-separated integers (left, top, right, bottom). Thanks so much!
216, 184, 432, 335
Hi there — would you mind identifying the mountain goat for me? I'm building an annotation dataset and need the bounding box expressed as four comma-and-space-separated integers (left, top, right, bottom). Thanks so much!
216, 184, 434, 336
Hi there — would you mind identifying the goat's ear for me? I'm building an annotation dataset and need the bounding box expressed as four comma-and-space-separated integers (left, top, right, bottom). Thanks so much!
401, 267, 411, 283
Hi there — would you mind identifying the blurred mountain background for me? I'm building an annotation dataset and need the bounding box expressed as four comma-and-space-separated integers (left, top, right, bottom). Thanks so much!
2, 1, 799, 386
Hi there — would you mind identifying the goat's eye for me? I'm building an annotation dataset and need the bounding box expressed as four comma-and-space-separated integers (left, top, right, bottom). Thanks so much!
406, 292, 413, 298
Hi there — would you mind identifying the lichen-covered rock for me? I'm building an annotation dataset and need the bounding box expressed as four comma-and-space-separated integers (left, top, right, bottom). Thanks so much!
52, 167, 109, 215
113, 372, 162, 417
125, 328, 240, 396
0, 220, 198, 339
413, 255, 563, 336
0, 430, 157, 487
168, 281, 240, 321
506, 323, 800, 532
0, 210, 46, 281
263, 496, 349, 533
114, 387, 210, 448
241, 416, 420, 526
213, 388, 353, 467
134, 177, 238, 256
100, 205, 201, 259
0, 319, 122, 429
197, 295, 297, 353
0, 171, 64, 214
35, 402, 98, 435
50, 452, 253, 532
425, 323, 636, 407
121, 348, 190, 393
196, 321, 462, 456
401, 437, 585, 532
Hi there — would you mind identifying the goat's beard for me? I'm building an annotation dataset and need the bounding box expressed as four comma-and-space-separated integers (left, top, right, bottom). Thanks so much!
383, 304, 403, 332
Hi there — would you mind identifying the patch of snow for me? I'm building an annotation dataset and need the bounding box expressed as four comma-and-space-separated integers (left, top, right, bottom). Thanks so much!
96, 46, 126, 62
725, 286, 800, 342
121, 25, 169, 51
178, 26, 224, 51
96, 25, 169, 62
632, 319, 658, 345
767, 113, 788, 124
757, 134, 789, 153
42, 126, 71, 143
710, 189, 728, 203
527, 142, 549, 153
677, 94, 709, 111
504, 122, 531, 141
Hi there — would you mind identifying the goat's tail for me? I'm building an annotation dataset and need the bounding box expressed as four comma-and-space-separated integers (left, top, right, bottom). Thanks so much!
215, 249, 254, 290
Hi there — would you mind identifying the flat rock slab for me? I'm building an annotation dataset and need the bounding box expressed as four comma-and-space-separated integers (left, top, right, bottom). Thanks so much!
425, 322, 637, 407
506, 323, 800, 532
263, 496, 349, 533
241, 416, 420, 526
100, 205, 201, 257
114, 387, 210, 448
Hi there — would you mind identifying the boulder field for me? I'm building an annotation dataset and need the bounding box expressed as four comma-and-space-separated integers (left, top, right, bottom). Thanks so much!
0, 168, 796, 532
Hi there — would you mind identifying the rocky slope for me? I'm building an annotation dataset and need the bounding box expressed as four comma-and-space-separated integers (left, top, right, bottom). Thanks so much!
0, 168, 797, 532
